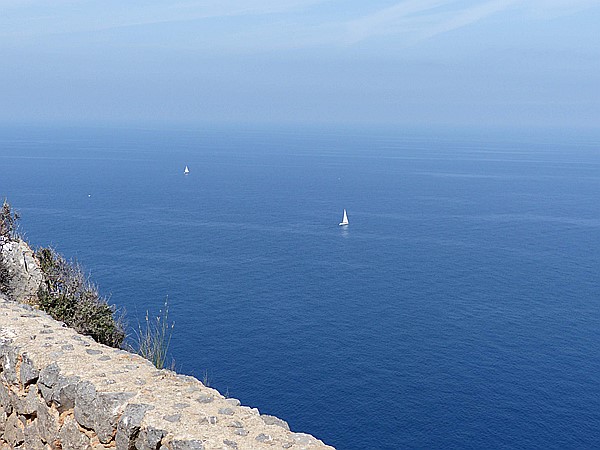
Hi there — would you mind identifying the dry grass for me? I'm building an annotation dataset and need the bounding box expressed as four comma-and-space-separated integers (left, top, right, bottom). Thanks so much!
131, 299, 175, 369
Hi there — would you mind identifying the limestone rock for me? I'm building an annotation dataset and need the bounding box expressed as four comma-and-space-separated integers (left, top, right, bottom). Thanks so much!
73, 381, 96, 430
115, 403, 152, 449
0, 345, 18, 385
24, 420, 46, 450
58, 415, 92, 450
94, 392, 136, 443
4, 412, 25, 447
170, 439, 205, 450
52, 375, 80, 412
135, 426, 165, 450
37, 398, 60, 446
14, 384, 38, 415
20, 353, 40, 386
0, 238, 43, 304
261, 414, 290, 431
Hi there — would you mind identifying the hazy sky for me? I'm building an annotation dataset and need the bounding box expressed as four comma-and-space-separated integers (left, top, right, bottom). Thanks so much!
1, 0, 599, 127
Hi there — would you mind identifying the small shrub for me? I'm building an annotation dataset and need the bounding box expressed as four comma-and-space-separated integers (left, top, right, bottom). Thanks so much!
131, 299, 174, 369
36, 247, 125, 348
0, 200, 20, 240
0, 255, 11, 295
0, 199, 17, 295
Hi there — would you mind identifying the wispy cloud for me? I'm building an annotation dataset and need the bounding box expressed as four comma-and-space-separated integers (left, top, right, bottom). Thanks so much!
1, 0, 599, 49
339, 0, 598, 45
411, 0, 519, 43
0, 0, 328, 38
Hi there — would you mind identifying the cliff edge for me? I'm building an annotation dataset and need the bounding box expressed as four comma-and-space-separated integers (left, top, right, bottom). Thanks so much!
0, 238, 334, 450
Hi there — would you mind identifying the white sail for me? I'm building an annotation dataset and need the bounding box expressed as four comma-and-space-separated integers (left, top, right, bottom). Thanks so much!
339, 209, 349, 226
184, 165, 190, 174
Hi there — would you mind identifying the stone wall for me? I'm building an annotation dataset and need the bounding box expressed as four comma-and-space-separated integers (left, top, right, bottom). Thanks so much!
0, 294, 333, 449
0, 237, 333, 449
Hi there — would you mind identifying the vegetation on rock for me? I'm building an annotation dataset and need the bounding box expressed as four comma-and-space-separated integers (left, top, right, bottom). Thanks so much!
1, 198, 175, 365
0, 256, 10, 295
35, 247, 126, 348
0, 199, 20, 241
0, 199, 19, 295
130, 299, 175, 369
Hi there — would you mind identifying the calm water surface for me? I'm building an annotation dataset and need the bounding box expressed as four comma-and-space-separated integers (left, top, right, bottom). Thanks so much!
1, 125, 599, 449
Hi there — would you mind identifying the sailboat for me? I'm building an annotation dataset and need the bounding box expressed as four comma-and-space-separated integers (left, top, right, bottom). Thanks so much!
184, 165, 190, 175
339, 209, 349, 226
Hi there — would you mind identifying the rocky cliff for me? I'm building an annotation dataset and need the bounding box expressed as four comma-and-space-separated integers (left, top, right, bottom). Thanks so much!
0, 237, 42, 304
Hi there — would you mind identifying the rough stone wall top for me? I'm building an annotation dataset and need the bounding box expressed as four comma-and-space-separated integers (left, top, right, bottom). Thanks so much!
0, 294, 334, 449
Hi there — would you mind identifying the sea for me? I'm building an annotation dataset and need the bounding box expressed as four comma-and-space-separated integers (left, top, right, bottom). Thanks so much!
1, 124, 599, 449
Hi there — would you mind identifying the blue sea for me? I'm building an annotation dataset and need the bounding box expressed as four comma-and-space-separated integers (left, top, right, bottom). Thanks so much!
1, 124, 599, 449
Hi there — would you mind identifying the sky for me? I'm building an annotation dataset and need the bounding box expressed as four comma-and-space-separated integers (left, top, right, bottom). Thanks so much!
1, 0, 599, 128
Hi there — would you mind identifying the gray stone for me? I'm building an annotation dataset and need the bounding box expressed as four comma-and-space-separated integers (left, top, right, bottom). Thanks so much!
255, 433, 273, 443
164, 413, 181, 423
0, 409, 6, 434
24, 421, 46, 450
224, 398, 241, 407
0, 381, 13, 414
115, 403, 152, 450
171, 440, 205, 450
0, 345, 18, 385
293, 433, 318, 445
98, 355, 111, 361
38, 362, 61, 389
94, 392, 136, 443
0, 329, 15, 346
233, 429, 249, 437
223, 439, 238, 449
15, 385, 38, 415
226, 420, 244, 428
85, 349, 102, 355
37, 399, 60, 445
174, 402, 190, 409
135, 426, 165, 450
5, 412, 25, 447
218, 407, 234, 416
37, 383, 53, 404
58, 415, 92, 450
261, 414, 290, 431
51, 375, 80, 412
61, 344, 74, 351
73, 381, 96, 430
208, 416, 218, 425
20, 353, 39, 386
196, 393, 213, 403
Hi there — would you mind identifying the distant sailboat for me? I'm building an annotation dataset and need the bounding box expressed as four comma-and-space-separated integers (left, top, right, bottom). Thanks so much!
184, 165, 190, 175
339, 209, 349, 226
